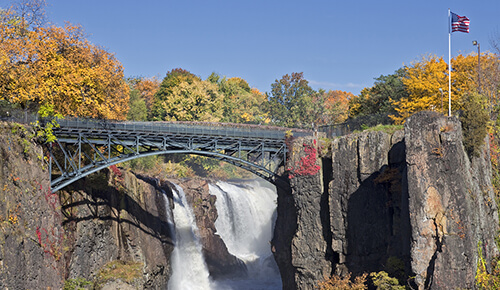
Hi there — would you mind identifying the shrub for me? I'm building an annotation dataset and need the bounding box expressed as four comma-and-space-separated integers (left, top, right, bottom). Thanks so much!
317, 272, 367, 290
369, 271, 405, 290
460, 92, 489, 158
63, 277, 92, 290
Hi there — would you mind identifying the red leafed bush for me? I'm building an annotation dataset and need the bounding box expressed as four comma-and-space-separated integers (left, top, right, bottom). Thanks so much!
289, 142, 321, 178
109, 165, 124, 184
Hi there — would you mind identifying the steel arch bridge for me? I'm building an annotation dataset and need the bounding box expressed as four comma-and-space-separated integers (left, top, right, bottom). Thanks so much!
46, 119, 310, 192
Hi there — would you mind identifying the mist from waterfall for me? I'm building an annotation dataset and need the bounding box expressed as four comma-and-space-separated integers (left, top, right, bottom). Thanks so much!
167, 183, 213, 290
210, 179, 282, 290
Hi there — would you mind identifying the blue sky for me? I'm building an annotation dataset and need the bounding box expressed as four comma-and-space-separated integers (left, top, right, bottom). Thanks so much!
5, 0, 500, 95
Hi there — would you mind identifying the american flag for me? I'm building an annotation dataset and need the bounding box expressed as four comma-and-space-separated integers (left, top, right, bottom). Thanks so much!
451, 12, 469, 33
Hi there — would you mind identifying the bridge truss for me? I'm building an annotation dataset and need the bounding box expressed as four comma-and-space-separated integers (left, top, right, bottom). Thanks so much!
47, 119, 296, 192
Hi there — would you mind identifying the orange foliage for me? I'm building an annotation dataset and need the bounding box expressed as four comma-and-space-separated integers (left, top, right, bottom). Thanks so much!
0, 19, 129, 119
134, 77, 161, 110
324, 90, 352, 124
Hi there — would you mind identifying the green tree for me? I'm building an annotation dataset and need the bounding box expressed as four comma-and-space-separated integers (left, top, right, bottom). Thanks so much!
208, 73, 267, 124
152, 69, 223, 122
127, 89, 147, 121
460, 92, 489, 158
349, 68, 408, 118
266, 72, 316, 128
151, 68, 201, 120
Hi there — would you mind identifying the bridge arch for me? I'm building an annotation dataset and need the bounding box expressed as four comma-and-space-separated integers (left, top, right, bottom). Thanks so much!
46, 119, 306, 192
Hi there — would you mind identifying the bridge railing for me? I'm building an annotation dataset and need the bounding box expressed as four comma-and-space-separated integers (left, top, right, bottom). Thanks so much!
53, 118, 313, 140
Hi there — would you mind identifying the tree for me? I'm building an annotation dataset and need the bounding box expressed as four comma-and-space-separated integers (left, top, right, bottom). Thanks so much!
390, 53, 500, 124
208, 73, 268, 124
453, 52, 500, 117
10, 0, 47, 33
390, 55, 449, 124
134, 76, 160, 112
152, 70, 224, 122
151, 68, 201, 120
460, 92, 489, 158
349, 69, 408, 119
322, 90, 352, 124
0, 7, 129, 119
266, 72, 316, 128
127, 89, 147, 121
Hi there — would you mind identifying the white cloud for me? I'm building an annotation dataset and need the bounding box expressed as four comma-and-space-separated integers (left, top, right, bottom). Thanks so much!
307, 80, 363, 89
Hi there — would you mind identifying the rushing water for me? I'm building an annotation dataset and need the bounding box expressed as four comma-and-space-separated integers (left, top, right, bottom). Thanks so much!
167, 179, 281, 290
167, 184, 212, 290
210, 180, 281, 290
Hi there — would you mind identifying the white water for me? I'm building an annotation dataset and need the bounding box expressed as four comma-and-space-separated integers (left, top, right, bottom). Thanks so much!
167, 184, 213, 290
210, 180, 282, 289
166, 179, 281, 290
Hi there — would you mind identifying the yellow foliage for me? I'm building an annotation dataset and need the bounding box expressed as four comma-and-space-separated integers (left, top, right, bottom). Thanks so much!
391, 53, 500, 124
391, 55, 448, 124
324, 90, 352, 124
0, 20, 129, 119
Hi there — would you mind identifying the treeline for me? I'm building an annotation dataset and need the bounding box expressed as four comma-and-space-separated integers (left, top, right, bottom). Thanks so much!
126, 70, 352, 129
1, 0, 500, 136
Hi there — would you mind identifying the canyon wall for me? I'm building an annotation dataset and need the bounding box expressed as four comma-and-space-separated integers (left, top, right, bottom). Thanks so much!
273, 111, 499, 289
0, 120, 175, 288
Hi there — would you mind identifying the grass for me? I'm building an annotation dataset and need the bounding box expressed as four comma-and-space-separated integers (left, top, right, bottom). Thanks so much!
95, 260, 143, 287
354, 124, 404, 135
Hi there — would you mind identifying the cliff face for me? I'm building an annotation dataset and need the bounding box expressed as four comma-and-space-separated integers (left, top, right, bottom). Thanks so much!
0, 122, 65, 289
0, 121, 175, 289
404, 111, 498, 289
273, 138, 331, 290
62, 170, 174, 289
273, 111, 499, 289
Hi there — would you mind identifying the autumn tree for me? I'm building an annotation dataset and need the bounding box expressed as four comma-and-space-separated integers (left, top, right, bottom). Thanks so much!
151, 69, 223, 122
390, 55, 449, 124
208, 73, 268, 124
454, 53, 500, 116
0, 6, 129, 119
151, 68, 200, 120
322, 90, 352, 124
134, 76, 160, 112
390, 53, 500, 124
266, 72, 316, 128
10, 0, 47, 32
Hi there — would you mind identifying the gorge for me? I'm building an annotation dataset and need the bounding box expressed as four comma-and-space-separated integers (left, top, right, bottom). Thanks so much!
0, 111, 498, 289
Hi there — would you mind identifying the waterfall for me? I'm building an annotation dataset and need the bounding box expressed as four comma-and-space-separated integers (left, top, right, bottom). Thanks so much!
166, 179, 281, 289
167, 183, 213, 290
210, 179, 282, 289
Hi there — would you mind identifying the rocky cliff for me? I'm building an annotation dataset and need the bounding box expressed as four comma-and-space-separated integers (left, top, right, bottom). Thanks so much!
0, 120, 175, 289
273, 111, 499, 289
0, 122, 65, 288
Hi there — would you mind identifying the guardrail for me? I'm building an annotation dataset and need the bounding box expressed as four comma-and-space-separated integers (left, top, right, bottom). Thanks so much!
51, 118, 313, 140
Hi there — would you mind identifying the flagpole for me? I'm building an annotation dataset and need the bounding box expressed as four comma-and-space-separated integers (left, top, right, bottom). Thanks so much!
448, 8, 452, 117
